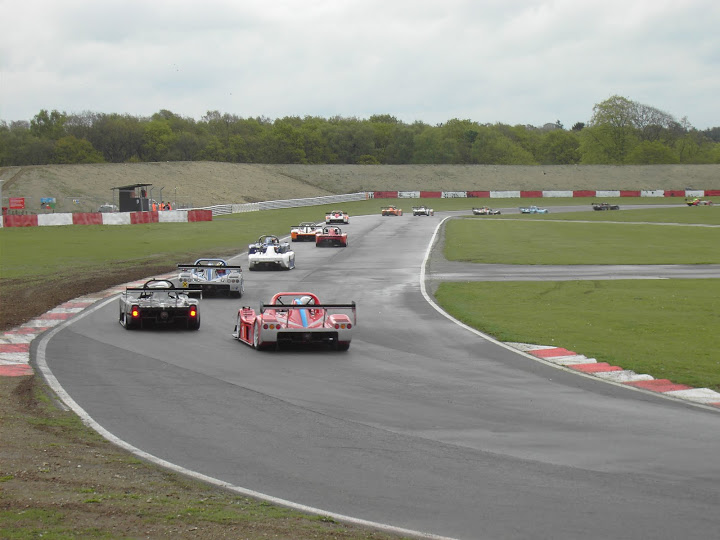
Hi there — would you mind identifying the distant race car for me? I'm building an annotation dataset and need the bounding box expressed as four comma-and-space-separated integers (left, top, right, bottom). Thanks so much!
381, 205, 403, 216
177, 258, 244, 298
686, 198, 714, 206
119, 279, 200, 330
232, 291, 356, 351
592, 202, 620, 211
291, 222, 322, 241
412, 206, 434, 216
248, 235, 295, 271
519, 205, 549, 214
325, 210, 349, 224
315, 226, 348, 247
472, 207, 501, 215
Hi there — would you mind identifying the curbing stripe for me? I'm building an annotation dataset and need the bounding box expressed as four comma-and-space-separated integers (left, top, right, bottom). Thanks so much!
569, 362, 623, 373
505, 342, 718, 409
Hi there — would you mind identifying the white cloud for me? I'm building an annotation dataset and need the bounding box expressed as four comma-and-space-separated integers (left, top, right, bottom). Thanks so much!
1, 0, 718, 128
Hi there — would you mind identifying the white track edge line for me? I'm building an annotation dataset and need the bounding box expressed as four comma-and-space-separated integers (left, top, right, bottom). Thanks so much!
34, 297, 456, 540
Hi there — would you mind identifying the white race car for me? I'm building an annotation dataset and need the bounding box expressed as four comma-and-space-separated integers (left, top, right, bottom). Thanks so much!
248, 235, 295, 271
472, 207, 501, 215
325, 210, 349, 224
177, 258, 244, 297
412, 206, 434, 216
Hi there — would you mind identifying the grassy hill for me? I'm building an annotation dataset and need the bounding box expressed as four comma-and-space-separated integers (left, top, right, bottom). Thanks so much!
2, 162, 719, 213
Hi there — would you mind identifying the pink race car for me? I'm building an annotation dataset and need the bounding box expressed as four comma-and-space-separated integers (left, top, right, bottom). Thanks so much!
232, 292, 356, 351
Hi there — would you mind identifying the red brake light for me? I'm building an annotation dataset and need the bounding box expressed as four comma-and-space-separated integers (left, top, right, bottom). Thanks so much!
189, 308, 197, 317
131, 306, 140, 318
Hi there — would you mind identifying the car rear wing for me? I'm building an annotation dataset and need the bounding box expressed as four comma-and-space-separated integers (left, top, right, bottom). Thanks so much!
124, 285, 198, 293
177, 264, 243, 270
260, 302, 357, 325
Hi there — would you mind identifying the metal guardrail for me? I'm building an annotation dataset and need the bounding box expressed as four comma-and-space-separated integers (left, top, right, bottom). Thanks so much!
196, 192, 368, 217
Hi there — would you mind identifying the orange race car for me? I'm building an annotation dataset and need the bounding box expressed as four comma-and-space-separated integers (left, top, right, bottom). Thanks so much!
291, 222, 322, 241
381, 205, 403, 216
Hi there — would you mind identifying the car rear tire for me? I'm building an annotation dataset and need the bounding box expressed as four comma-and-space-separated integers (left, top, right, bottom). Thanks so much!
187, 314, 201, 330
253, 321, 262, 349
336, 341, 350, 351
122, 312, 134, 330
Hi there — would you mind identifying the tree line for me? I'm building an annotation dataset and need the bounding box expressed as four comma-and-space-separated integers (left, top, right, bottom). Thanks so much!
1, 95, 718, 167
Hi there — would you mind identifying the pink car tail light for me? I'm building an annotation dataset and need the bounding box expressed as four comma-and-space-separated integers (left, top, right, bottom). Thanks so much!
335, 323, 352, 329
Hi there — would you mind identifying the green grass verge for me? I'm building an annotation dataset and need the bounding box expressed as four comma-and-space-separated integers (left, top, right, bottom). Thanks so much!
434, 280, 720, 392
444, 214, 720, 264
1, 200, 718, 392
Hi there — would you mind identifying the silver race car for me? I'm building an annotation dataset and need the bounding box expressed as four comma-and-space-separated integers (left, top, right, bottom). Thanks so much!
177, 258, 244, 298
412, 206, 435, 216
119, 279, 200, 330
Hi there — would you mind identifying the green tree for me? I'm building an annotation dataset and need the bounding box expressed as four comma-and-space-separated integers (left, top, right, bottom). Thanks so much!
537, 130, 581, 164
384, 123, 419, 164
142, 119, 174, 161
412, 127, 461, 164
52, 136, 105, 164
30, 109, 67, 140
87, 113, 144, 162
585, 95, 638, 162
259, 118, 306, 163
471, 126, 537, 164
624, 140, 679, 164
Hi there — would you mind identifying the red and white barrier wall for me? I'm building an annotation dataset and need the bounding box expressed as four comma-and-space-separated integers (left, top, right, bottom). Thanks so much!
371, 189, 720, 199
3, 189, 717, 228
1, 209, 212, 228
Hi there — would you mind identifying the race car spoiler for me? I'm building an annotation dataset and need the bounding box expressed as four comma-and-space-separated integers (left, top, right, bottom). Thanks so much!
124, 285, 200, 293
177, 264, 243, 270
259, 302, 357, 323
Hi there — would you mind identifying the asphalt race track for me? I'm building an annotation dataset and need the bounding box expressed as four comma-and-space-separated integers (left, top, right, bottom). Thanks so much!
37, 206, 720, 540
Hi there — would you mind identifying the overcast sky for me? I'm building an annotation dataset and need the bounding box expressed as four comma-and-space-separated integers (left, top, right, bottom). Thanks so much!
2, 0, 718, 129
